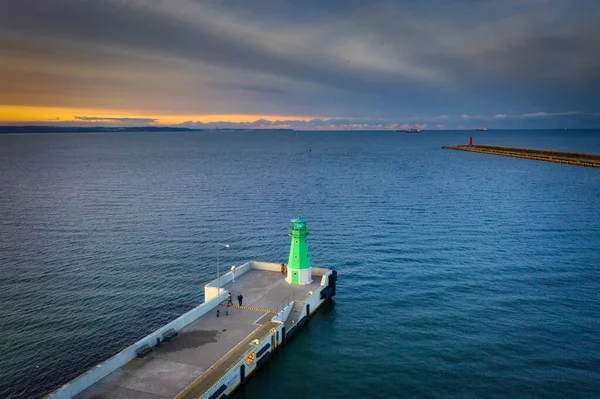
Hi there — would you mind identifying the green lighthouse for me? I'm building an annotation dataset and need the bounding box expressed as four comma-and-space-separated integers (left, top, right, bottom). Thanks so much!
286, 217, 312, 285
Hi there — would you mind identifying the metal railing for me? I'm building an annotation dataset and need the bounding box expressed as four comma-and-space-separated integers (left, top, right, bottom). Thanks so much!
201, 328, 274, 399
199, 295, 294, 399
195, 294, 296, 398
272, 292, 295, 318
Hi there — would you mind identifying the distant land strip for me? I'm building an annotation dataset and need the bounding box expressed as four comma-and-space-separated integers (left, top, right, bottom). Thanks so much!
0, 126, 294, 134
443, 144, 600, 168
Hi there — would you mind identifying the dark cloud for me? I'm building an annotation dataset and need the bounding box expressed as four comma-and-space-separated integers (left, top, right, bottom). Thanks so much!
75, 116, 158, 123
0, 0, 428, 96
0, 0, 598, 121
207, 83, 286, 96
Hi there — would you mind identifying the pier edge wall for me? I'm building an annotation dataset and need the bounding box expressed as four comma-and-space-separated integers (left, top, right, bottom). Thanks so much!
44, 264, 334, 399
44, 261, 271, 399
200, 269, 334, 399
205, 261, 252, 300
44, 289, 227, 399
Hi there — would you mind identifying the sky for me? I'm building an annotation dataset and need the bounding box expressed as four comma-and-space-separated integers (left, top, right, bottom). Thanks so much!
0, 0, 599, 130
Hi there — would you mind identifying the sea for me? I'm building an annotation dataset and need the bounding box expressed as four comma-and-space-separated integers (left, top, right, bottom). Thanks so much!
0, 130, 599, 399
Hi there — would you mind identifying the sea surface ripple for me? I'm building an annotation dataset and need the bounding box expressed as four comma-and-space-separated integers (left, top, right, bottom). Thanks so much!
1, 130, 599, 399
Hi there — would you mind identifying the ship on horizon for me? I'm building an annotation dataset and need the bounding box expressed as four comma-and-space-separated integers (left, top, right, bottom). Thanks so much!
397, 128, 421, 133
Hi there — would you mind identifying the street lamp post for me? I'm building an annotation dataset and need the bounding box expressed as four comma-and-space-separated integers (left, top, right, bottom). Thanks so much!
217, 243, 230, 298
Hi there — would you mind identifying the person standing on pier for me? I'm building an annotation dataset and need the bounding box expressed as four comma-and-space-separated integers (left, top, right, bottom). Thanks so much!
227, 293, 233, 307
280, 263, 286, 274
237, 292, 243, 306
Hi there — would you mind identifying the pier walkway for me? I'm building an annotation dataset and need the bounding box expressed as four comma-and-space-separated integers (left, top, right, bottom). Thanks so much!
443, 144, 600, 168
72, 270, 321, 399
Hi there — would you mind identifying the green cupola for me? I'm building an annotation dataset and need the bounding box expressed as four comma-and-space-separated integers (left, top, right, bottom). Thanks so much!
286, 217, 312, 285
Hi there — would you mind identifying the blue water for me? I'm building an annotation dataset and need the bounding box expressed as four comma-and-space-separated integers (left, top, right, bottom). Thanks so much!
1, 130, 599, 399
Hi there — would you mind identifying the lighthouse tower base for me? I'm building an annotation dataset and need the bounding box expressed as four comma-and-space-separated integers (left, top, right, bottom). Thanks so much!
286, 267, 313, 285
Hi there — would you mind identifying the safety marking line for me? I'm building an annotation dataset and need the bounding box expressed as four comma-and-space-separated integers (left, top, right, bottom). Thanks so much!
219, 304, 276, 313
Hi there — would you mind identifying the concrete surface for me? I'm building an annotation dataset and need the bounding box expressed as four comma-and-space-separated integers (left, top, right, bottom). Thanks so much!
73, 269, 321, 399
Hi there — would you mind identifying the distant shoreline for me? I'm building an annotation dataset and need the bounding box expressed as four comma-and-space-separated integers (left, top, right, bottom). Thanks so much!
0, 126, 598, 134
0, 126, 295, 134
0, 126, 297, 134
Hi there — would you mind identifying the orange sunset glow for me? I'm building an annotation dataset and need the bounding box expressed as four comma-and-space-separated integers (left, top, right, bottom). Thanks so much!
0, 106, 314, 125
0, 0, 597, 131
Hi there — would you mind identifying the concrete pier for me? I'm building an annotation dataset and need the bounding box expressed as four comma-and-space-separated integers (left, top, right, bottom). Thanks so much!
443, 144, 600, 168
44, 261, 336, 399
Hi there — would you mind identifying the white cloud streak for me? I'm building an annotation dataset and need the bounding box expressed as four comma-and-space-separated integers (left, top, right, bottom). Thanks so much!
0, 0, 598, 120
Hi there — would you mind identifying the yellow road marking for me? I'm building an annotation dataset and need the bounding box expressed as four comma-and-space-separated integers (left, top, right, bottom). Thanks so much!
219, 303, 276, 314
174, 322, 278, 399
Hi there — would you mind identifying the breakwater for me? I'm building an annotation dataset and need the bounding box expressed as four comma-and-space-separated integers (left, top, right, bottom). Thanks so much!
43, 262, 336, 399
443, 144, 600, 167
